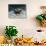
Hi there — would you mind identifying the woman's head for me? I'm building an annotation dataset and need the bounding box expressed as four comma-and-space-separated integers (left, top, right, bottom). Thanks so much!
40, 6, 46, 14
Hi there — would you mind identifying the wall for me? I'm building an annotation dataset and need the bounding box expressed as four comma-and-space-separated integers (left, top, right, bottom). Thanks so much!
0, 0, 46, 38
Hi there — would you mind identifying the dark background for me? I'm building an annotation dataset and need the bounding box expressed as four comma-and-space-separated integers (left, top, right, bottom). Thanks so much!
8, 4, 26, 12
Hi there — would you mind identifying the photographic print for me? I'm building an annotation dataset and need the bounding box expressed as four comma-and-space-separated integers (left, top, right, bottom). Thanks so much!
8, 4, 26, 19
